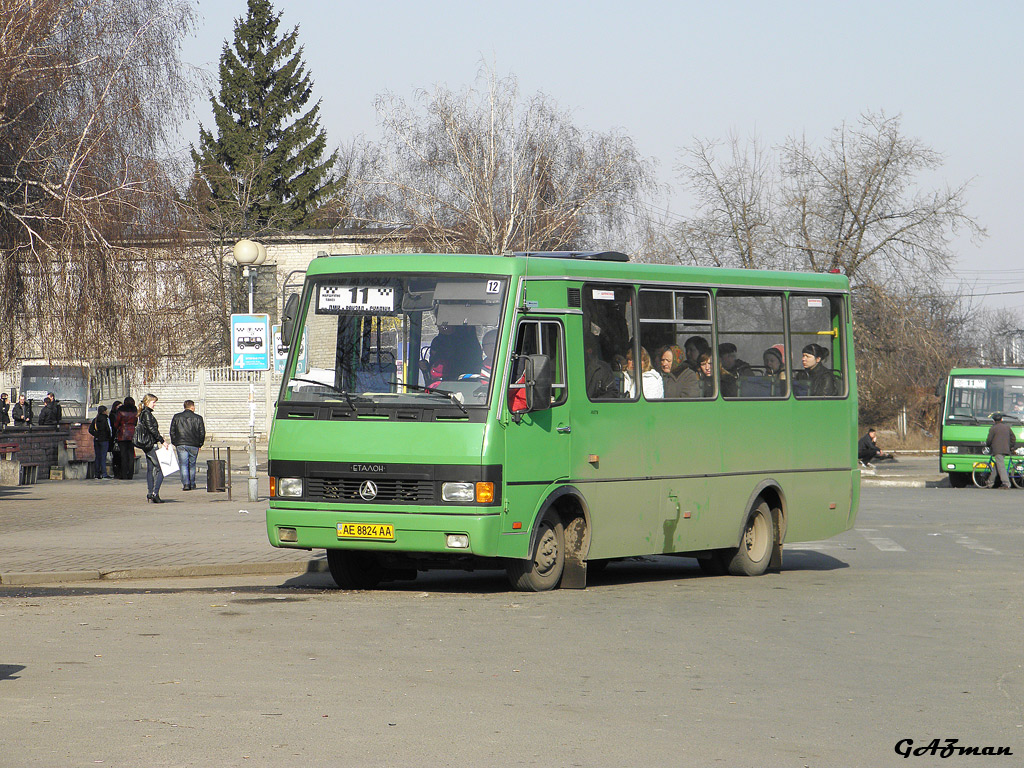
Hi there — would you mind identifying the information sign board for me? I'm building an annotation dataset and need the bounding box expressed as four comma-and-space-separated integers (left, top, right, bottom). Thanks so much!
231, 314, 271, 371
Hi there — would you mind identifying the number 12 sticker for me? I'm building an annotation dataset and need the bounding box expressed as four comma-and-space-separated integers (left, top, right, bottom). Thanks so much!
486, 280, 501, 294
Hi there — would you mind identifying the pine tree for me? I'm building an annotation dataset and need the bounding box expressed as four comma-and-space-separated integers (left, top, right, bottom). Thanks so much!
191, 0, 338, 231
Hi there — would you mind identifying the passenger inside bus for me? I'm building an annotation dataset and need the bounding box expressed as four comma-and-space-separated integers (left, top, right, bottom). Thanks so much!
652, 345, 699, 399
697, 352, 715, 397
420, 324, 483, 386
624, 348, 664, 399
796, 343, 839, 397
583, 334, 621, 399
683, 336, 711, 372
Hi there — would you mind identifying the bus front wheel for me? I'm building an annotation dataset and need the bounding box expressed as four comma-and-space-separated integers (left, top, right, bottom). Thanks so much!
948, 471, 969, 488
326, 550, 383, 589
506, 512, 565, 592
726, 501, 775, 577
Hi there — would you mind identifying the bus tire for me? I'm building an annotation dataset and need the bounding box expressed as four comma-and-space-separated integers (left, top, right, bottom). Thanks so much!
726, 501, 775, 577
326, 550, 383, 589
948, 471, 969, 488
506, 511, 564, 592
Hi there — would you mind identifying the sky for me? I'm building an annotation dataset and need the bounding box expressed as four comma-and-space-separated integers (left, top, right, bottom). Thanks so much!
176, 0, 1024, 315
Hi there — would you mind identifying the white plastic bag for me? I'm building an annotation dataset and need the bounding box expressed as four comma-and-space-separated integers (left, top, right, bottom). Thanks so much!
156, 444, 179, 476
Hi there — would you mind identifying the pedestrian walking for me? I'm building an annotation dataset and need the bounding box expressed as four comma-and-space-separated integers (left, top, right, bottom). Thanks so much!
169, 399, 206, 491
985, 413, 1017, 490
134, 393, 168, 503
113, 396, 138, 480
88, 405, 113, 479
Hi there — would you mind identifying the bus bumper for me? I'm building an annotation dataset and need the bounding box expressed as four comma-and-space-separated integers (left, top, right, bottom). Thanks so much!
267, 503, 504, 557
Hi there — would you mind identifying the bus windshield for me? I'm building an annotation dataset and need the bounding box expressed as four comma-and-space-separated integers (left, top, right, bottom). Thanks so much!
283, 273, 507, 408
945, 374, 1024, 425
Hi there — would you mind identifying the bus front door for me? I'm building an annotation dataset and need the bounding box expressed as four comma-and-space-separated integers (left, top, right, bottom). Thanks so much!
502, 318, 572, 541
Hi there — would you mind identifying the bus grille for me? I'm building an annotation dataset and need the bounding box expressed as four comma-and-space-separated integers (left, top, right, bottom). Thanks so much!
306, 477, 436, 503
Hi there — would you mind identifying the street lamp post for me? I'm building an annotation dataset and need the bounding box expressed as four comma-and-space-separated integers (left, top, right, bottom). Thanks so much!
232, 239, 268, 503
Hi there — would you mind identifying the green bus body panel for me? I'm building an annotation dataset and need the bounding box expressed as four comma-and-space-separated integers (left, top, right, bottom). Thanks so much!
268, 253, 859, 564
939, 367, 1024, 474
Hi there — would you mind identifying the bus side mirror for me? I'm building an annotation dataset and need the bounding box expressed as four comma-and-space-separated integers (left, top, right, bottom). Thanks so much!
524, 354, 552, 412
281, 294, 299, 350
934, 379, 946, 398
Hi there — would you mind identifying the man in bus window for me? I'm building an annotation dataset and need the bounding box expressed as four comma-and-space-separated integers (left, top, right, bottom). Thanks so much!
584, 335, 618, 398
984, 413, 1016, 490
683, 336, 711, 372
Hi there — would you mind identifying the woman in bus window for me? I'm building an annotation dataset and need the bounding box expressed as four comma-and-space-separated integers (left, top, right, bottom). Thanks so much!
698, 352, 715, 398
801, 343, 838, 396
625, 348, 663, 399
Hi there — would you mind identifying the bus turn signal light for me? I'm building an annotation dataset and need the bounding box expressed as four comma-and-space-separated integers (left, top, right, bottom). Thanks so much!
475, 482, 494, 503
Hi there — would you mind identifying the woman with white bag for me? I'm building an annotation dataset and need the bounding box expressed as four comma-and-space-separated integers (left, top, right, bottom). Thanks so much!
135, 393, 172, 504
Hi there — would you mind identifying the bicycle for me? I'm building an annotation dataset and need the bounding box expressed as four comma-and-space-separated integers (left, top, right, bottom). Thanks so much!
971, 454, 1024, 489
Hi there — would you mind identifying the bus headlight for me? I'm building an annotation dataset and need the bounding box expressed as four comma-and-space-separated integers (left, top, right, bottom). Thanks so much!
442, 482, 475, 502
944, 445, 958, 454
277, 477, 303, 498
1016, 447, 1024, 456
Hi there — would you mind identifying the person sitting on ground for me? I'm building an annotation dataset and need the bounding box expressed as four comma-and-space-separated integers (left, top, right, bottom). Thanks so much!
858, 428, 894, 467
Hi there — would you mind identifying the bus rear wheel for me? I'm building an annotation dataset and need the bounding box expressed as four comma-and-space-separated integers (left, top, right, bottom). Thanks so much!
506, 512, 564, 592
326, 550, 383, 589
726, 501, 775, 576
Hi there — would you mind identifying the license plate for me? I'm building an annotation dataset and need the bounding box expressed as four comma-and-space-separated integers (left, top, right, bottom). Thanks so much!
337, 522, 395, 540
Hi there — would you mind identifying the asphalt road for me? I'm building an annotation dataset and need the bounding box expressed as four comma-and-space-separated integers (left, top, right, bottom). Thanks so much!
2, 484, 1022, 767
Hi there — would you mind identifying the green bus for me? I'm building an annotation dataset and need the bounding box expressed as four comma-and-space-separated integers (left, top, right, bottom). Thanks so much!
266, 251, 859, 590
939, 367, 1024, 487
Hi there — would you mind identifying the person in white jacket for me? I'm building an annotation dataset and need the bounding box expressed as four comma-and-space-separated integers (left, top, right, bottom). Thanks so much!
624, 347, 664, 400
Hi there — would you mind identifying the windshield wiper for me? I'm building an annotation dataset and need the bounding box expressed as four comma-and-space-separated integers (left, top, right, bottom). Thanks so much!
397, 382, 468, 414
288, 377, 369, 412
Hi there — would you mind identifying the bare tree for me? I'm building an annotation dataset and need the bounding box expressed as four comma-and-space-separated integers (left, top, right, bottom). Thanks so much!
675, 134, 778, 269
0, 0, 196, 367
340, 67, 656, 254
779, 112, 984, 287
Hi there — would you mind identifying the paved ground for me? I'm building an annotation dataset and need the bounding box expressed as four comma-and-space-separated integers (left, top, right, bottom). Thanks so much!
0, 449, 326, 585
0, 449, 947, 586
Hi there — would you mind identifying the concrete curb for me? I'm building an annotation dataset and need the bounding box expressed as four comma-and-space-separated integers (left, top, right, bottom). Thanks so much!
0, 558, 328, 586
861, 476, 947, 489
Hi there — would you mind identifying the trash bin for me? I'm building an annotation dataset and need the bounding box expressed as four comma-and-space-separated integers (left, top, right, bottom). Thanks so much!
207, 459, 226, 492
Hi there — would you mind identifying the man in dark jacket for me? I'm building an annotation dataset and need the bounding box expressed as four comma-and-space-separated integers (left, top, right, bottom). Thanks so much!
985, 413, 1017, 489
858, 429, 894, 466
37, 394, 61, 425
12, 394, 32, 425
88, 405, 113, 479
169, 400, 206, 490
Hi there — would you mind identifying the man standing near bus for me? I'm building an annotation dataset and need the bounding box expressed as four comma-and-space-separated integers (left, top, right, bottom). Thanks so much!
985, 413, 1016, 490
169, 399, 206, 490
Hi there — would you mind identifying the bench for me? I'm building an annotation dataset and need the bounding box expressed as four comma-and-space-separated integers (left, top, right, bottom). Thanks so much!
0, 443, 18, 460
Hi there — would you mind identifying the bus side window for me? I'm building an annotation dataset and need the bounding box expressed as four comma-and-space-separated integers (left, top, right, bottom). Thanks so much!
714, 291, 787, 399
582, 284, 636, 401
508, 320, 567, 412
790, 294, 846, 398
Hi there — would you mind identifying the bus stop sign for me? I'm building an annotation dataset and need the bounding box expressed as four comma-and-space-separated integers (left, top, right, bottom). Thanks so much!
231, 314, 271, 370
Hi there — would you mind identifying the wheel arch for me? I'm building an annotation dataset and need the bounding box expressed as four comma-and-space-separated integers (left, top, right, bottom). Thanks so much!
527, 484, 592, 561
736, 479, 786, 571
